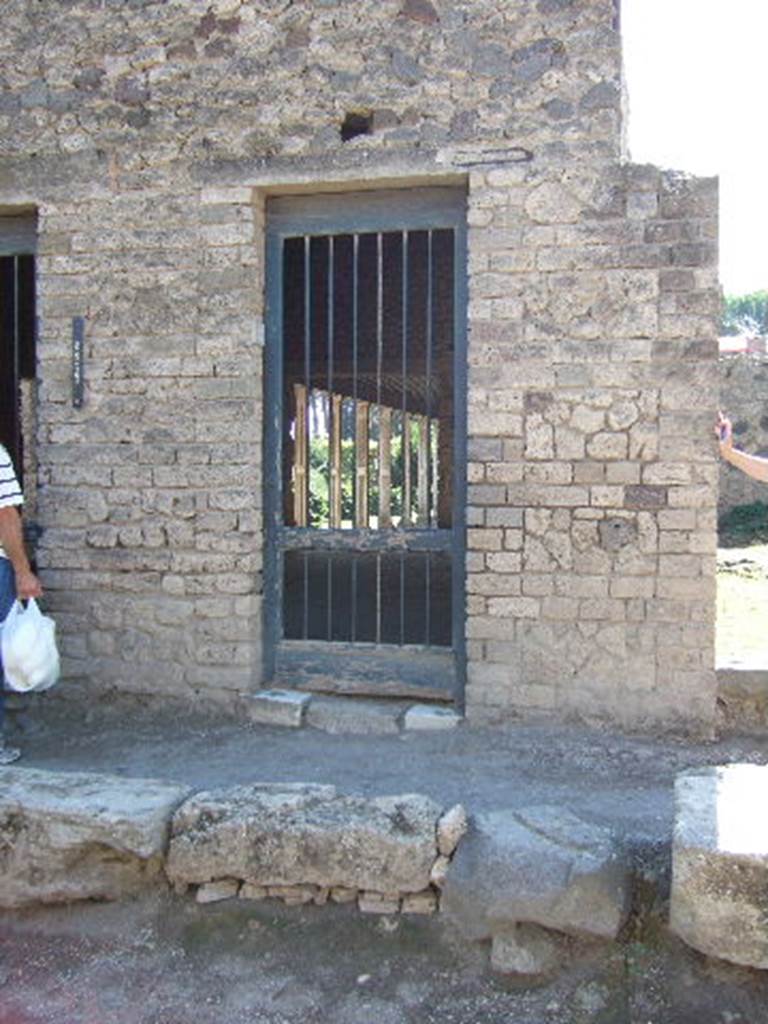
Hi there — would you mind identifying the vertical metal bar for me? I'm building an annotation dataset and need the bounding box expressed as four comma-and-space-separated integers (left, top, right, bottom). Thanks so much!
399, 550, 405, 646
326, 237, 334, 637
302, 236, 312, 639
303, 551, 309, 640
327, 552, 333, 641
351, 235, 359, 640
351, 553, 358, 644
328, 237, 341, 528
425, 551, 431, 647
452, 217, 469, 710
12, 256, 21, 474
425, 230, 434, 526
327, 236, 334, 526
376, 232, 383, 536
376, 551, 381, 646
352, 234, 359, 525
303, 236, 311, 528
376, 232, 383, 410
401, 232, 409, 528
263, 228, 284, 674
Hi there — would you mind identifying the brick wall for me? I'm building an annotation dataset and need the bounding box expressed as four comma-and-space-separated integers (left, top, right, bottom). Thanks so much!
0, 0, 720, 730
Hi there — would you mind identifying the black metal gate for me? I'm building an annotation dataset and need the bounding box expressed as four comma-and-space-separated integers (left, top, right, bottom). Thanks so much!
0, 216, 37, 482
264, 188, 467, 700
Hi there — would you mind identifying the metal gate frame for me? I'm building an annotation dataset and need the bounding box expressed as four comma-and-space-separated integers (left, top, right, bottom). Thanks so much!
263, 186, 467, 703
0, 215, 37, 487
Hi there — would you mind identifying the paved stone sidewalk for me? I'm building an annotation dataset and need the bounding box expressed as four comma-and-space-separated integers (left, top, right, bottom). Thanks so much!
8, 694, 768, 832
4, 697, 768, 1022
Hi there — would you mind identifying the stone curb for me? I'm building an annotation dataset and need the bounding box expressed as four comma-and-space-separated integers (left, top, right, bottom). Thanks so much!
5, 761, 723, 979
0, 766, 467, 922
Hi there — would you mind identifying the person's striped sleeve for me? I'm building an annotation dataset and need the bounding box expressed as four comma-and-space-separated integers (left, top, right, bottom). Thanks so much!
0, 444, 23, 509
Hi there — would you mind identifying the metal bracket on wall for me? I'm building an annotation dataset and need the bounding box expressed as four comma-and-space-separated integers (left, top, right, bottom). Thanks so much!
71, 316, 84, 408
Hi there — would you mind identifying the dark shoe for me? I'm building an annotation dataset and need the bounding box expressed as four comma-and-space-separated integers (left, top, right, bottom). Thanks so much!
0, 741, 21, 765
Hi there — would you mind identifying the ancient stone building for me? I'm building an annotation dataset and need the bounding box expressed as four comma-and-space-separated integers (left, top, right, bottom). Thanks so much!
0, 0, 719, 731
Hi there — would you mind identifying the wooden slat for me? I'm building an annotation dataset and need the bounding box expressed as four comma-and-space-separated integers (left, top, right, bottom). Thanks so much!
417, 415, 429, 526
355, 400, 369, 527
276, 640, 456, 699
378, 406, 392, 529
330, 393, 343, 528
293, 383, 308, 527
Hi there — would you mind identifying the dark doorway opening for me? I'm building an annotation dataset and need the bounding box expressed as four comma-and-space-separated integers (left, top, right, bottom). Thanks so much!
265, 188, 467, 700
0, 252, 36, 484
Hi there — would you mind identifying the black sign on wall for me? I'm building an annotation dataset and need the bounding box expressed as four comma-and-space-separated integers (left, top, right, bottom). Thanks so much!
72, 317, 85, 409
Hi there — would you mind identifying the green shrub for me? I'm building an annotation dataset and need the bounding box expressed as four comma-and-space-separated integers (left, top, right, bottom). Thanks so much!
718, 502, 768, 546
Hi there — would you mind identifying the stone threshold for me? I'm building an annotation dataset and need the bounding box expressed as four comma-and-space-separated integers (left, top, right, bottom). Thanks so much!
245, 689, 463, 734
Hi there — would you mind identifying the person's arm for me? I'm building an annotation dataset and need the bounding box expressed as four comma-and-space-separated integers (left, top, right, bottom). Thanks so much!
716, 411, 768, 482
0, 506, 43, 600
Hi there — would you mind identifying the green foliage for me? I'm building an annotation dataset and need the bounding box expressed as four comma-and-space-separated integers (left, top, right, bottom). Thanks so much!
722, 291, 768, 336
308, 433, 411, 527
307, 418, 435, 528
718, 501, 768, 547
308, 436, 357, 525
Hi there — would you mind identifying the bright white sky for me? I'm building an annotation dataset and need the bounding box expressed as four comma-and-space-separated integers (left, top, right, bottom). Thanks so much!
622, 0, 768, 295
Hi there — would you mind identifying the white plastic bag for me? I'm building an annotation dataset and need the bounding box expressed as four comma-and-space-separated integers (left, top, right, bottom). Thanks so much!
1, 599, 60, 693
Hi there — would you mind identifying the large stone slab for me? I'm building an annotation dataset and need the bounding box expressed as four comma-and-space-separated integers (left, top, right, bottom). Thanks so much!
670, 764, 768, 968
166, 783, 441, 894
246, 689, 311, 727
0, 767, 191, 907
403, 705, 463, 731
305, 697, 403, 735
441, 805, 629, 942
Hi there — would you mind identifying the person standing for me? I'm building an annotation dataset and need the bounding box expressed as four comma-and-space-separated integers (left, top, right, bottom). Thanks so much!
716, 411, 768, 481
0, 442, 43, 764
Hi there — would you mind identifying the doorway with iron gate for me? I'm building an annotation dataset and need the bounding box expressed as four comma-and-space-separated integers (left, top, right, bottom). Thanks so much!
264, 188, 467, 702
0, 214, 37, 499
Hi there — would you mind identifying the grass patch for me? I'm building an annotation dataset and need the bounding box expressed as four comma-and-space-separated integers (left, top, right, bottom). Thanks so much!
718, 502, 768, 547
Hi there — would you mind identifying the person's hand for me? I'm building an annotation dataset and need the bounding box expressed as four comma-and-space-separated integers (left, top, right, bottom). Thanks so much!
716, 411, 733, 450
15, 569, 43, 600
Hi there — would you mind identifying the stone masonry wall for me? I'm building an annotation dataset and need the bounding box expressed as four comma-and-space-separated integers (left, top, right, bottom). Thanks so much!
0, 0, 720, 731
0, 0, 624, 171
33, 185, 263, 700
718, 355, 768, 514
464, 166, 719, 731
